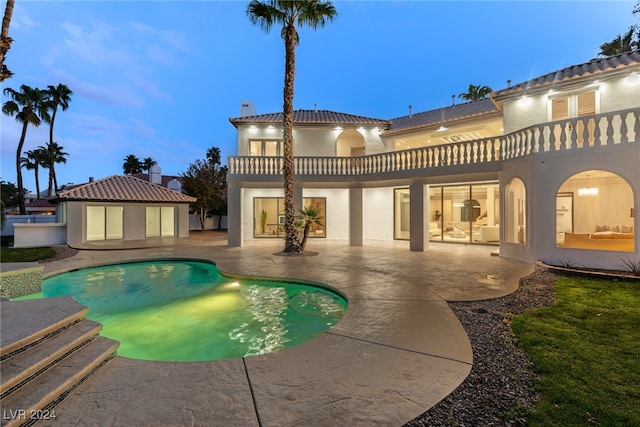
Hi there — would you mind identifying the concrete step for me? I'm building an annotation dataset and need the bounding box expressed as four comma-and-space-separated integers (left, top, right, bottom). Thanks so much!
0, 319, 103, 397
0, 336, 119, 427
0, 297, 89, 358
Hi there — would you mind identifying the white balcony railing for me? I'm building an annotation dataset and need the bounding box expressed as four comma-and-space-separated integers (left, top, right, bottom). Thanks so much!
228, 108, 639, 177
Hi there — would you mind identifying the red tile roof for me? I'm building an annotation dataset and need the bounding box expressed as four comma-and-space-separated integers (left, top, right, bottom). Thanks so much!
56, 175, 196, 203
229, 109, 390, 127
25, 199, 56, 208
493, 50, 640, 98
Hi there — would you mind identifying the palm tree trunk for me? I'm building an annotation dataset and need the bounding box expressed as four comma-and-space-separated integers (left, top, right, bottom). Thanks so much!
47, 108, 58, 196
34, 164, 40, 199
0, 0, 14, 82
15, 121, 27, 215
282, 23, 300, 254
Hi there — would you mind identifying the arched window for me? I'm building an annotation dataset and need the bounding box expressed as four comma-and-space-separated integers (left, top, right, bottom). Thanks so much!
556, 170, 634, 252
336, 129, 365, 157
505, 178, 526, 244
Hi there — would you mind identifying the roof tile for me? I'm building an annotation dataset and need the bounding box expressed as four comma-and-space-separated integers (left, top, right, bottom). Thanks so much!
494, 50, 640, 97
387, 98, 500, 133
230, 109, 390, 126
56, 175, 196, 203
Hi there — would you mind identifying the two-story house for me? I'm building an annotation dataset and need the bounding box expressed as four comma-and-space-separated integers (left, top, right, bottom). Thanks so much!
226, 51, 640, 270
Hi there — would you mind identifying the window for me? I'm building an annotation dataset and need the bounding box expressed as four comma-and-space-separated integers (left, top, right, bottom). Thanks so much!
86, 205, 123, 241
146, 206, 175, 238
427, 183, 499, 244
505, 178, 526, 244
394, 188, 410, 240
557, 171, 634, 252
550, 90, 598, 147
250, 140, 283, 156
253, 197, 326, 238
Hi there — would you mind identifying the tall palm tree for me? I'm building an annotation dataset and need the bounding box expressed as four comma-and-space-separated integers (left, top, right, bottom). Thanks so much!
21, 148, 48, 199
40, 141, 67, 194
459, 84, 493, 101
598, 27, 637, 57
2, 85, 50, 214
247, 0, 337, 254
0, 0, 14, 82
142, 157, 157, 173
44, 84, 72, 196
122, 154, 142, 175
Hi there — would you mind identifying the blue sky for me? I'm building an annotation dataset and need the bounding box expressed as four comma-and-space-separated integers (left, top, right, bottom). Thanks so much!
1, 0, 636, 193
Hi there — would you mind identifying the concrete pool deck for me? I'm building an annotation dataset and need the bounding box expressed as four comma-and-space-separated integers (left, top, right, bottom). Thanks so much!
13, 233, 533, 426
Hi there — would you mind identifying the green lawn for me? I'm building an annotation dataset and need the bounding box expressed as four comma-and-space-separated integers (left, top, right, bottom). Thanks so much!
512, 276, 640, 426
0, 246, 56, 263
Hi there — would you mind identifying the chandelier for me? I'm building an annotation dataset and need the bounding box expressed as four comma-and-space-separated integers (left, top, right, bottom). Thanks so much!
578, 174, 598, 197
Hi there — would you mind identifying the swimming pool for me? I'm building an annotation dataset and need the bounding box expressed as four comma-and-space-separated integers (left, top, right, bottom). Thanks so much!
22, 260, 347, 362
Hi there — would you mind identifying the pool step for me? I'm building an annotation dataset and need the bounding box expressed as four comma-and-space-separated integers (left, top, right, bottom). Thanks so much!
0, 297, 119, 427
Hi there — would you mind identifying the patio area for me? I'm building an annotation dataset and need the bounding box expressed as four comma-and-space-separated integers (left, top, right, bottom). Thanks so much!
26, 233, 533, 426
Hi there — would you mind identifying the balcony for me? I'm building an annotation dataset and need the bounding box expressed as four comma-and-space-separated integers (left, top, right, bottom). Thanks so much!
228, 108, 639, 180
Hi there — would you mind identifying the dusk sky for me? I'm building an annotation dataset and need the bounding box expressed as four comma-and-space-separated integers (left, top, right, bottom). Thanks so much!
0, 1, 635, 193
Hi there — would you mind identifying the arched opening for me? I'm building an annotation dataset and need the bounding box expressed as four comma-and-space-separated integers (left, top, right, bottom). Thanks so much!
556, 170, 634, 252
505, 178, 526, 244
336, 129, 365, 157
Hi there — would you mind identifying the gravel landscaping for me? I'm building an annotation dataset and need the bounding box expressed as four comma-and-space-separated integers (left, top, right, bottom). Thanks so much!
405, 266, 557, 426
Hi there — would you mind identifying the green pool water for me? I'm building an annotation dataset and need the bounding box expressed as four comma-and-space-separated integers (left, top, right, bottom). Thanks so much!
17, 260, 347, 362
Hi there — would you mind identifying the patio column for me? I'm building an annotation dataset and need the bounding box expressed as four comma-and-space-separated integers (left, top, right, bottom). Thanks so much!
227, 183, 242, 247
409, 182, 429, 251
349, 187, 363, 246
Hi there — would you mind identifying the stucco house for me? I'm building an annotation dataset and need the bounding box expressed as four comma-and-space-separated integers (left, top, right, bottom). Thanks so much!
226, 51, 640, 270
52, 175, 195, 248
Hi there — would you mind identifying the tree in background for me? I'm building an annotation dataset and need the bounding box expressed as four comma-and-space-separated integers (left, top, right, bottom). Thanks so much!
0, 0, 14, 82
44, 84, 73, 196
598, 1, 640, 57
2, 84, 50, 214
122, 154, 142, 175
1, 180, 23, 209
247, 0, 337, 254
142, 157, 157, 173
21, 147, 48, 199
459, 84, 493, 101
296, 205, 323, 251
181, 146, 228, 230
40, 142, 67, 194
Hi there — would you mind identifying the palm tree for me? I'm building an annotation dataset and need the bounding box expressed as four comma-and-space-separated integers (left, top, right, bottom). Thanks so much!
296, 205, 323, 251
0, 0, 14, 82
598, 27, 637, 57
21, 148, 48, 199
44, 84, 72, 196
247, 0, 337, 254
2, 85, 50, 214
122, 154, 142, 175
40, 142, 67, 194
142, 157, 157, 173
459, 84, 493, 101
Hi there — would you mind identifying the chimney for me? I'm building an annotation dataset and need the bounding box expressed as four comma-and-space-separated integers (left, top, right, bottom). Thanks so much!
240, 101, 256, 117
314, 103, 318, 112
150, 165, 162, 185
408, 104, 412, 118
452, 94, 455, 106
89, 177, 94, 182
507, 79, 511, 88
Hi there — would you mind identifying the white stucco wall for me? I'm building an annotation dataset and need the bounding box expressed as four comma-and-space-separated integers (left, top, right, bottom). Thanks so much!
303, 188, 350, 240
362, 187, 395, 241
501, 74, 640, 134
235, 124, 386, 157
241, 188, 350, 241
